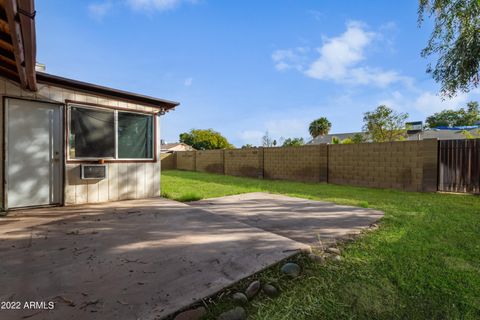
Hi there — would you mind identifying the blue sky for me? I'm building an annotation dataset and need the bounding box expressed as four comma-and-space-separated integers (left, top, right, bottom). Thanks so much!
36, 0, 480, 147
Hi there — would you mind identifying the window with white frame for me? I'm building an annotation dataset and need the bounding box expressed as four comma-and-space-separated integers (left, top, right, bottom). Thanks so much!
69, 105, 154, 160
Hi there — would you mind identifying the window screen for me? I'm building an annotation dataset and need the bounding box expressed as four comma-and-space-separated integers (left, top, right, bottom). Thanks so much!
70, 107, 115, 158
118, 112, 153, 159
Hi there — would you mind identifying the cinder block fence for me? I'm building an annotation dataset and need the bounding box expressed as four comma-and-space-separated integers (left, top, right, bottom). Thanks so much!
161, 139, 444, 192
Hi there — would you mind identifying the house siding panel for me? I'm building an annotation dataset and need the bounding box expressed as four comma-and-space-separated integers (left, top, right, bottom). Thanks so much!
0, 79, 162, 207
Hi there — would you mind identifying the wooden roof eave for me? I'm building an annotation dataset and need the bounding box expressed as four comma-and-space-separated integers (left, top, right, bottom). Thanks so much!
3, 0, 36, 91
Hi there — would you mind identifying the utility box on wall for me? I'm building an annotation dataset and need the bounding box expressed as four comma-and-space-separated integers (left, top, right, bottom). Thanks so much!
81, 164, 108, 180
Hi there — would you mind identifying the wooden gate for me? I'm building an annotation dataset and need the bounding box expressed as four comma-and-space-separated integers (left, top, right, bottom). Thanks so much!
438, 139, 480, 193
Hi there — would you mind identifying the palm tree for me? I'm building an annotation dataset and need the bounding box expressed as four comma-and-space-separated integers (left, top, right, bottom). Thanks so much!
309, 117, 331, 138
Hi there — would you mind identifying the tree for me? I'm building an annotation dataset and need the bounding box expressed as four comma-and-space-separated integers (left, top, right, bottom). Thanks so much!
179, 129, 234, 150
463, 129, 480, 139
425, 101, 480, 127
331, 136, 355, 144
309, 117, 331, 138
340, 138, 353, 144
282, 137, 305, 147
351, 133, 366, 144
241, 144, 255, 149
418, 0, 480, 96
363, 105, 409, 142
262, 131, 275, 147
463, 101, 480, 125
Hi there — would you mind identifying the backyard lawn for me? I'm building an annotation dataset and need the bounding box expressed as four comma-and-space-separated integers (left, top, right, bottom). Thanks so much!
161, 170, 480, 320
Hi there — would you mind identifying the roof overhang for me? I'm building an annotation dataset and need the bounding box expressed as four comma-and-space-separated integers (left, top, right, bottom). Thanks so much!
37, 72, 179, 111
0, 0, 179, 111
0, 0, 37, 91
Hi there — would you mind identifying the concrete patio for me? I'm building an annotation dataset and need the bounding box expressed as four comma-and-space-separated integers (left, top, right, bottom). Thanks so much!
0, 198, 308, 320
0, 193, 383, 319
190, 192, 384, 245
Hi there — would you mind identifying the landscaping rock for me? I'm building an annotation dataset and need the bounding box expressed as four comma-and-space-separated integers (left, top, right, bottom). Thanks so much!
332, 255, 342, 262
217, 307, 247, 320
174, 306, 207, 320
326, 247, 341, 255
262, 284, 279, 298
308, 253, 325, 264
281, 262, 301, 278
231, 292, 248, 306
245, 280, 261, 299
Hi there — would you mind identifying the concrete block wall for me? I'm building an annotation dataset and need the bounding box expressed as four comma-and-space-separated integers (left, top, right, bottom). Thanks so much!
160, 153, 176, 170
195, 150, 224, 174
264, 145, 328, 182
173, 140, 439, 192
176, 151, 196, 171
225, 148, 263, 178
328, 140, 437, 191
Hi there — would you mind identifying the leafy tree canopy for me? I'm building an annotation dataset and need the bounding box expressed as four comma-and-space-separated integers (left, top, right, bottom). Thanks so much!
351, 133, 367, 144
426, 101, 480, 127
309, 117, 332, 138
363, 105, 409, 142
419, 0, 480, 96
179, 129, 234, 150
241, 144, 255, 149
282, 137, 305, 147
331, 137, 357, 144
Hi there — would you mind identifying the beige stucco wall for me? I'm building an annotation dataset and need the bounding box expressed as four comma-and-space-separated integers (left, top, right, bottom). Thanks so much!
0, 78, 162, 207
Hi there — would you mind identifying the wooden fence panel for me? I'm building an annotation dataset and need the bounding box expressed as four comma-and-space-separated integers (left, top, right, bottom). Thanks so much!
438, 139, 480, 193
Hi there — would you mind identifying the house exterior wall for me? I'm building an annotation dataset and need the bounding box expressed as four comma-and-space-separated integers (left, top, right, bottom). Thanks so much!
0, 78, 161, 207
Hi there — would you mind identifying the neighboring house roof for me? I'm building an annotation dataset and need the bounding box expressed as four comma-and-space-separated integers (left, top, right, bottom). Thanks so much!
308, 132, 367, 144
309, 128, 480, 144
0, 0, 179, 111
161, 143, 195, 152
407, 128, 480, 141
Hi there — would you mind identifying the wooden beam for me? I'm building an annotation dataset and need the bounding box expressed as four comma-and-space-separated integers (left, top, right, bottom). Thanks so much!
0, 43, 15, 61
0, 63, 19, 81
0, 18, 10, 34
0, 38, 13, 52
0, 29, 12, 43
0, 55, 16, 71
16, 0, 36, 90
3, 0, 27, 89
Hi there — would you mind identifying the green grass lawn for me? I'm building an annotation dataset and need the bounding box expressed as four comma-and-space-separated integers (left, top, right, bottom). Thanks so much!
161, 170, 480, 320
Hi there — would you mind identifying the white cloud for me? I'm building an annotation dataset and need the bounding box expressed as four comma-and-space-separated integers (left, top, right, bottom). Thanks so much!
184, 77, 193, 86
88, 1, 113, 20
239, 130, 264, 145
305, 21, 374, 80
126, 0, 197, 11
273, 21, 412, 87
413, 91, 470, 114
264, 118, 307, 138
272, 47, 309, 71
376, 89, 479, 117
